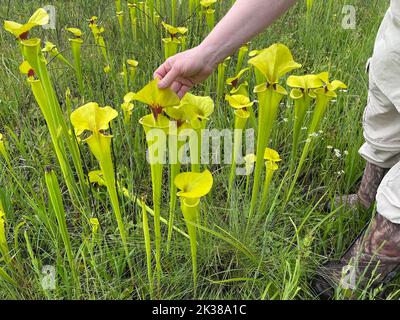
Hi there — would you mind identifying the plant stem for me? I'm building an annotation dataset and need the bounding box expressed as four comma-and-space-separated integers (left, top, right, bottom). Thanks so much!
259, 166, 276, 213
69, 39, 84, 97
248, 87, 283, 221
228, 113, 248, 199
181, 198, 200, 294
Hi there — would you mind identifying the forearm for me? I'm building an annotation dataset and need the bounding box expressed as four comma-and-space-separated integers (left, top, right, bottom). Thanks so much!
200, 0, 298, 66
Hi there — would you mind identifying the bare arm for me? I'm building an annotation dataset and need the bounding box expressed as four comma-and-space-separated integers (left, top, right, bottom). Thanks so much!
154, 0, 298, 97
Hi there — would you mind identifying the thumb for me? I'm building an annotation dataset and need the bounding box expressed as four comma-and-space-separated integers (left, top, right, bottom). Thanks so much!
158, 66, 180, 89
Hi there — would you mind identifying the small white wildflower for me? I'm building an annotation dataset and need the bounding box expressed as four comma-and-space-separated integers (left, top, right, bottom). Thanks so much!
327, 145, 333, 149
301, 127, 307, 131
334, 149, 342, 158
305, 138, 311, 143
337, 170, 345, 176
344, 150, 349, 156
283, 118, 289, 123
309, 132, 319, 138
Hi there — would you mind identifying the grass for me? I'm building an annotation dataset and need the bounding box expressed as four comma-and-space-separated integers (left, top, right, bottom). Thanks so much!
0, 0, 397, 300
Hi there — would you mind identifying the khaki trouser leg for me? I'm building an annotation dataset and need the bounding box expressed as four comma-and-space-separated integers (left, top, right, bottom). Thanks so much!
377, 162, 400, 224
360, 71, 400, 223
359, 72, 400, 169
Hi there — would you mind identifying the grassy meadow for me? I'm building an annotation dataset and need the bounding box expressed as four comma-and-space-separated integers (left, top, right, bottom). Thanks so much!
0, 0, 394, 299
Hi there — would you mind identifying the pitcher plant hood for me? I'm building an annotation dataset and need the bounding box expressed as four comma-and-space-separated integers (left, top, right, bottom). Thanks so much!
4, 8, 49, 40
248, 43, 301, 86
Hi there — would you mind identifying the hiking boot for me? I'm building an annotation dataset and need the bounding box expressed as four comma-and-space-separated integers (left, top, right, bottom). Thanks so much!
311, 213, 400, 299
322, 162, 388, 211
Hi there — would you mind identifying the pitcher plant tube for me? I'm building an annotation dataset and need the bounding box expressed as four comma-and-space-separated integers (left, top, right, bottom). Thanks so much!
243, 153, 256, 196
66, 27, 85, 96
225, 94, 254, 198
174, 169, 213, 291
128, 3, 138, 41
134, 79, 180, 284
70, 102, 132, 271
216, 56, 231, 100
164, 105, 191, 252
127, 59, 139, 89
259, 148, 281, 213
286, 73, 347, 202
121, 92, 135, 126
88, 17, 109, 68
19, 40, 87, 205
235, 43, 249, 74
200, 0, 217, 31
286, 73, 324, 168
247, 43, 301, 219
161, 21, 188, 59
179, 93, 214, 172
42, 41, 74, 68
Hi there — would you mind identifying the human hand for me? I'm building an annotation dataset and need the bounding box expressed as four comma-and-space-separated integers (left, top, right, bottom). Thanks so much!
154, 45, 218, 98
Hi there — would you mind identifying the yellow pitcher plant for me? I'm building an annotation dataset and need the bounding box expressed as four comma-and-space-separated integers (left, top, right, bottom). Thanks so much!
243, 153, 256, 196
127, 59, 139, 89
248, 48, 267, 84
286, 72, 347, 201
134, 79, 180, 284
70, 102, 131, 271
287, 73, 324, 167
116, 11, 124, 39
19, 37, 87, 204
121, 92, 135, 125
247, 43, 301, 219
235, 43, 249, 74
179, 93, 214, 172
226, 67, 250, 96
3, 8, 49, 40
175, 169, 213, 290
88, 17, 109, 69
200, 0, 217, 31
217, 56, 231, 100
161, 21, 188, 59
165, 104, 191, 252
128, 3, 138, 41
42, 41, 74, 68
226, 67, 256, 126
66, 27, 85, 96
259, 148, 282, 212
225, 94, 254, 198
87, 169, 190, 240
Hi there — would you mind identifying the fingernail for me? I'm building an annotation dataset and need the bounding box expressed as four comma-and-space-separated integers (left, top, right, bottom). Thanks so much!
158, 81, 166, 88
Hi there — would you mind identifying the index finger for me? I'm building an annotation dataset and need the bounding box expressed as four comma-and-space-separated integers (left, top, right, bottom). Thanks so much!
153, 61, 172, 80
